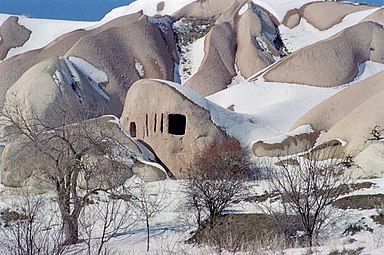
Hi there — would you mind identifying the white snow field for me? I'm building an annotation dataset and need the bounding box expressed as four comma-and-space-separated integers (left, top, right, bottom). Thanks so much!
279, 7, 380, 52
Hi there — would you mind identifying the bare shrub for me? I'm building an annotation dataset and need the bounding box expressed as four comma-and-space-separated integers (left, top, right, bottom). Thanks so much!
184, 140, 251, 226
131, 181, 169, 252
79, 191, 136, 255
262, 150, 351, 247
0, 192, 65, 255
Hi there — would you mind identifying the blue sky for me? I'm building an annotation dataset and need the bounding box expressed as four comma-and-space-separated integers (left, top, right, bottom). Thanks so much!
346, 0, 384, 5
0, 0, 136, 21
0, 0, 382, 21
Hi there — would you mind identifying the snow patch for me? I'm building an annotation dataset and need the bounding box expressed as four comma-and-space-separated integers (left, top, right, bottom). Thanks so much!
177, 36, 206, 84
68, 57, 110, 101
134, 61, 145, 77
279, 7, 379, 52
354, 61, 384, 82
238, 3, 249, 16
99, 0, 196, 25
7, 17, 93, 59
69, 57, 108, 84
251, 0, 315, 22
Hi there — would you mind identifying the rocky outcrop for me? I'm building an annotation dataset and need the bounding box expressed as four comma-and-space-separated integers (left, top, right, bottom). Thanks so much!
291, 71, 384, 154
0, 16, 31, 60
184, 0, 281, 95
260, 22, 384, 87
352, 141, 384, 179
3, 57, 109, 127
1, 116, 138, 190
173, 0, 239, 19
120, 79, 238, 178
253, 131, 320, 157
235, 3, 277, 78
282, 2, 374, 30
0, 12, 177, 116
184, 21, 236, 96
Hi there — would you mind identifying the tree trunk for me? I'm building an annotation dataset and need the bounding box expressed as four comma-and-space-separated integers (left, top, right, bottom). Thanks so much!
146, 218, 150, 252
63, 215, 79, 245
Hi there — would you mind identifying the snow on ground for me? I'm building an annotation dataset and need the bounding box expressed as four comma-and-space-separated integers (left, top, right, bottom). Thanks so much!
100, 0, 196, 24
178, 35, 206, 84
6, 17, 93, 59
1, 177, 384, 254
280, 7, 380, 52
251, 0, 315, 22
69, 56, 108, 84
354, 61, 384, 82
207, 61, 384, 144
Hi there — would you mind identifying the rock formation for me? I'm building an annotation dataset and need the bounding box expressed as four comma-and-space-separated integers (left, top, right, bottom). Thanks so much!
120, 79, 238, 178
0, 16, 31, 60
259, 22, 384, 87
291, 71, 384, 154
0, 12, 177, 116
1, 115, 166, 192
282, 1, 373, 30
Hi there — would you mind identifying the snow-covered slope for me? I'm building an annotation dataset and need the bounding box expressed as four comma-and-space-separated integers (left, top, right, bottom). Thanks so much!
280, 7, 380, 52
0, 14, 93, 60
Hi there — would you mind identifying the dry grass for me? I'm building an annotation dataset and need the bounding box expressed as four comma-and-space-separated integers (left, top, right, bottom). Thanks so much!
188, 213, 302, 253
333, 194, 384, 210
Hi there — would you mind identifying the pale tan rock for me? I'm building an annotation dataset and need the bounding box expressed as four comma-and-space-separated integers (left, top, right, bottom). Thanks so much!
0, 12, 176, 116
282, 2, 373, 30
262, 22, 384, 87
351, 141, 384, 179
362, 8, 384, 24
120, 79, 237, 178
291, 71, 384, 154
173, 0, 239, 19
3, 57, 109, 126
132, 161, 167, 182
235, 5, 275, 79
184, 0, 280, 93
282, 9, 301, 29
301, 2, 373, 31
184, 21, 236, 96
0, 16, 31, 60
1, 115, 142, 190
252, 131, 320, 157
65, 15, 176, 115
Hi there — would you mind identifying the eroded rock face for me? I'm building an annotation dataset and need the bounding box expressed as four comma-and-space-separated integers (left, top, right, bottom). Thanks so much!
0, 16, 31, 60
184, 21, 236, 96
184, 0, 281, 95
235, 3, 277, 79
352, 141, 384, 179
252, 131, 320, 157
1, 116, 143, 192
291, 71, 384, 154
2, 57, 109, 129
282, 2, 374, 30
120, 79, 237, 178
0, 12, 177, 116
261, 22, 384, 87
362, 8, 384, 24
173, 0, 238, 20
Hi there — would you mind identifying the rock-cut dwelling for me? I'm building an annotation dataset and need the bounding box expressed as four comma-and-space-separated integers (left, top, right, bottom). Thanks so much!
120, 79, 237, 178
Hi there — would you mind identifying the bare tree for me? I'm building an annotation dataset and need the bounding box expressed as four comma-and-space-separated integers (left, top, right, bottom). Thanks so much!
184, 140, 251, 226
79, 190, 135, 255
0, 96, 137, 246
0, 192, 66, 255
131, 181, 169, 252
264, 150, 350, 247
